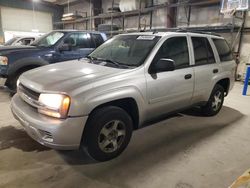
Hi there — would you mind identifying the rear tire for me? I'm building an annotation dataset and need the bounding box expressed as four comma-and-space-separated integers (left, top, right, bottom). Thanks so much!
202, 84, 225, 116
82, 106, 133, 161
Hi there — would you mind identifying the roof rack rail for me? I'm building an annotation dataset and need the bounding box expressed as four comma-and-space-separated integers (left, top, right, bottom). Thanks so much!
176, 29, 221, 36
166, 28, 221, 37
187, 31, 221, 37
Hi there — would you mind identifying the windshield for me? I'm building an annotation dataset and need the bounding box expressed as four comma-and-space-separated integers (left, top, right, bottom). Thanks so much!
31, 31, 64, 47
5, 37, 19, 46
88, 35, 160, 67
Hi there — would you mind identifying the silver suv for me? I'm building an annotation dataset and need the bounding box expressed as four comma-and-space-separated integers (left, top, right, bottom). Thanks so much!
11, 32, 236, 161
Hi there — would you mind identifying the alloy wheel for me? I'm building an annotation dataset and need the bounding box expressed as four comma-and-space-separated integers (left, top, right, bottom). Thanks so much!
98, 120, 126, 153
211, 90, 223, 111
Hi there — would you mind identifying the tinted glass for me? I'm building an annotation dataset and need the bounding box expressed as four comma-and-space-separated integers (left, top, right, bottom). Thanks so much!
89, 35, 160, 67
213, 39, 233, 62
20, 39, 33, 45
153, 37, 190, 69
91, 34, 104, 47
77, 33, 91, 48
192, 37, 215, 65
64, 33, 92, 49
64, 33, 78, 48
31, 32, 64, 47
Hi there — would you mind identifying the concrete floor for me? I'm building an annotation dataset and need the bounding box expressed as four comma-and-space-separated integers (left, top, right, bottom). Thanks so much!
0, 78, 250, 188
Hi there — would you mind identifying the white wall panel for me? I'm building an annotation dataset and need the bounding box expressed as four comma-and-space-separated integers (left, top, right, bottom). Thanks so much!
1, 6, 52, 33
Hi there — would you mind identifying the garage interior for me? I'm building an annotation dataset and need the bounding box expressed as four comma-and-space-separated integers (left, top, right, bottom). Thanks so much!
0, 0, 250, 187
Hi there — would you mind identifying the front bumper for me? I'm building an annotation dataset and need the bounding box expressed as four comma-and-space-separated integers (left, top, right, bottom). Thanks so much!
0, 65, 7, 77
11, 94, 88, 150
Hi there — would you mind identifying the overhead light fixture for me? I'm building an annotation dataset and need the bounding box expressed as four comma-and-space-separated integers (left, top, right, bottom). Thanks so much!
61, 13, 76, 21
61, 0, 74, 21
63, 13, 74, 17
61, 12, 83, 21
61, 0, 83, 21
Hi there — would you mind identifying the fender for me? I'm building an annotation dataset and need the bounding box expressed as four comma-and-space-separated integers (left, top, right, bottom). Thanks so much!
7, 57, 49, 76
69, 86, 148, 125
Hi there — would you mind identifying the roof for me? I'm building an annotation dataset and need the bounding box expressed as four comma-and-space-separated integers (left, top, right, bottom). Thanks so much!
118, 31, 224, 38
52, 30, 104, 34
119, 32, 169, 37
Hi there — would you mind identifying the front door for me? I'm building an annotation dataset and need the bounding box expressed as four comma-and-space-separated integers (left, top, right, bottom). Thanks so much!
59, 33, 95, 61
145, 36, 194, 120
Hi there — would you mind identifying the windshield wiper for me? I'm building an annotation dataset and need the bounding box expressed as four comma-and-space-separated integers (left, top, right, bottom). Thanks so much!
88, 56, 120, 67
86, 55, 94, 60
99, 58, 121, 67
85, 56, 135, 69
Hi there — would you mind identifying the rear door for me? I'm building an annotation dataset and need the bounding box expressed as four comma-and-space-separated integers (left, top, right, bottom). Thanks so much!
190, 36, 219, 103
212, 38, 235, 90
145, 36, 195, 119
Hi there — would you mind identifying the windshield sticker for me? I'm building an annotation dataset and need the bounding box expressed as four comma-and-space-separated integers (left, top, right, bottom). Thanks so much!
137, 36, 155, 40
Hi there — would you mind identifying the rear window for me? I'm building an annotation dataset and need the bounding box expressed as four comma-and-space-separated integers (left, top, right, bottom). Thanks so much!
213, 39, 233, 62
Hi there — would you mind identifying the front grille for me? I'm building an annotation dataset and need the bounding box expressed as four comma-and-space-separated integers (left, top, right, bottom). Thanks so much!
18, 83, 41, 108
19, 84, 40, 101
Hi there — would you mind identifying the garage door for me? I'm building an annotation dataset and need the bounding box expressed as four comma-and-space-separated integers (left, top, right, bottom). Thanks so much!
1, 6, 52, 33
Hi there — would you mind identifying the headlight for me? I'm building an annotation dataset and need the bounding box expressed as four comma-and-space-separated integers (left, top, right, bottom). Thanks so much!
16, 79, 20, 87
38, 93, 71, 119
0, 56, 8, 65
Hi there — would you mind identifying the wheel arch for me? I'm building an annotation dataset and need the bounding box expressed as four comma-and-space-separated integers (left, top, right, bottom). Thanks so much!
8, 57, 49, 77
215, 78, 230, 96
87, 97, 140, 130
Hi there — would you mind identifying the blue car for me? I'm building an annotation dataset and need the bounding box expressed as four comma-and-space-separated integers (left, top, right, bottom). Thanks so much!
0, 30, 107, 90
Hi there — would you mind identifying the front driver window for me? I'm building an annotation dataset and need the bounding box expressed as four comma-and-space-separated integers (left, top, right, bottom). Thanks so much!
153, 37, 190, 69
63, 33, 92, 49
63, 33, 77, 49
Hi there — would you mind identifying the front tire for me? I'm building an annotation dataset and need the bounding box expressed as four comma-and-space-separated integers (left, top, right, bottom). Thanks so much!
202, 84, 225, 116
6, 72, 23, 92
82, 106, 133, 161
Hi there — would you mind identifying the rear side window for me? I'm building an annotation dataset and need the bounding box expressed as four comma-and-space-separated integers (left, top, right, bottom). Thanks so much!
192, 37, 215, 66
91, 34, 104, 47
213, 39, 233, 62
153, 37, 190, 69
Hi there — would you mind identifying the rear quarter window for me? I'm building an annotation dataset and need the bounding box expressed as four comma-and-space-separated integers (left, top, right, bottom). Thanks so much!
213, 39, 233, 62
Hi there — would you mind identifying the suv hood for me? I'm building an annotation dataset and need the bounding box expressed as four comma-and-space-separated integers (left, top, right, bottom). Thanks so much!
20, 59, 130, 93
0, 45, 38, 54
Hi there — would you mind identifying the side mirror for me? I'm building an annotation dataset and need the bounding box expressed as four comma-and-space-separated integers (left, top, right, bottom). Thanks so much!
59, 44, 71, 51
149, 58, 175, 74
